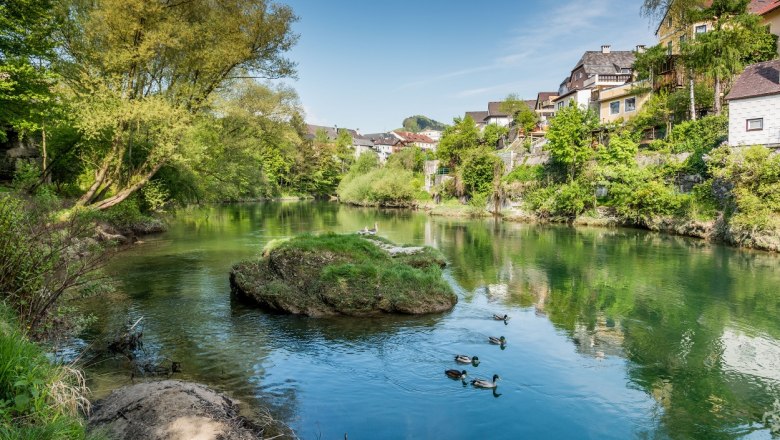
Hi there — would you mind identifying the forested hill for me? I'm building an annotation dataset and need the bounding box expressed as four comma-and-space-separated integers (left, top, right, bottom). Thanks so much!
401, 115, 448, 133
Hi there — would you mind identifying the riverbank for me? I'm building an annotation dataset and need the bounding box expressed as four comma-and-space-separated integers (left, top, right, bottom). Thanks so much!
417, 201, 780, 253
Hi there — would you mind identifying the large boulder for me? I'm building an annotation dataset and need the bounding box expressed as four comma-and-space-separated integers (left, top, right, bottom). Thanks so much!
88, 381, 263, 440
230, 234, 457, 317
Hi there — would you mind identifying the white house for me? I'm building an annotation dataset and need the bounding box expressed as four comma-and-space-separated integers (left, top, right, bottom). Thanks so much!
394, 131, 437, 151
420, 128, 443, 142
726, 60, 780, 148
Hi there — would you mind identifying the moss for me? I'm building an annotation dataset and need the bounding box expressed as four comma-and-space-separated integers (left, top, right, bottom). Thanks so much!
230, 234, 456, 317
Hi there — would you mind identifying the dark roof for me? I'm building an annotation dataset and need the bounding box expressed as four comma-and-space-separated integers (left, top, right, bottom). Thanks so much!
726, 60, 780, 101
572, 51, 636, 76
487, 102, 509, 117
306, 124, 358, 140
353, 137, 374, 147
465, 111, 489, 123
536, 92, 558, 109
524, 100, 537, 110
366, 133, 401, 146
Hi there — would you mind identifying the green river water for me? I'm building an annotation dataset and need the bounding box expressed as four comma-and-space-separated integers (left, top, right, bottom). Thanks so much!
73, 201, 780, 439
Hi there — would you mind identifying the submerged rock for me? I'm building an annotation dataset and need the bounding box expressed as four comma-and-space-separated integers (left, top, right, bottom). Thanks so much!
230, 233, 457, 317
88, 380, 263, 440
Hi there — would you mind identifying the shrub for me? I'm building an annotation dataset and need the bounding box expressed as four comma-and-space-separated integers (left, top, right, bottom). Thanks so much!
598, 129, 639, 166
666, 115, 728, 154
610, 179, 687, 223
0, 305, 89, 439
0, 194, 108, 336
337, 167, 417, 207
710, 145, 780, 230
504, 165, 545, 183
553, 181, 592, 218
460, 148, 503, 196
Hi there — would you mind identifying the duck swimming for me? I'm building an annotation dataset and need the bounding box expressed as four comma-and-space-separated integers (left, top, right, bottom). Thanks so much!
454, 355, 479, 365
488, 336, 506, 345
471, 374, 500, 389
445, 369, 468, 380
492, 314, 510, 321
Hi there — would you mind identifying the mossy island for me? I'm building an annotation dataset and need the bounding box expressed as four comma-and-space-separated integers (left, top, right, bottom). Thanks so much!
230, 233, 457, 317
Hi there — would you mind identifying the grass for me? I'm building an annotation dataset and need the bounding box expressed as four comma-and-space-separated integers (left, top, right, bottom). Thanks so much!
0, 305, 91, 440
233, 233, 456, 316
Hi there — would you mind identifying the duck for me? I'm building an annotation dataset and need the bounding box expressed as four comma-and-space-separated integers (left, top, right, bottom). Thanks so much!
471, 374, 500, 389
455, 355, 479, 365
492, 314, 510, 321
445, 369, 468, 380
488, 336, 506, 345
366, 222, 378, 235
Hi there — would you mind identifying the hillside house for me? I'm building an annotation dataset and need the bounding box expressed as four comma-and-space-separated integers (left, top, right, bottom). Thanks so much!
420, 128, 443, 142
726, 60, 780, 147
553, 45, 637, 111
535, 92, 558, 130
394, 131, 437, 151
597, 81, 652, 124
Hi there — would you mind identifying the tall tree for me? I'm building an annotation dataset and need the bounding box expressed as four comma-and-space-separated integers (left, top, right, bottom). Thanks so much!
0, 0, 57, 141
545, 104, 599, 181
55, 0, 299, 209
500, 93, 539, 134
683, 0, 778, 115
437, 116, 479, 169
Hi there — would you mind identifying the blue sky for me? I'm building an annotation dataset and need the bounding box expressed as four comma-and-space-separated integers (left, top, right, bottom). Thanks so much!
280, 0, 658, 133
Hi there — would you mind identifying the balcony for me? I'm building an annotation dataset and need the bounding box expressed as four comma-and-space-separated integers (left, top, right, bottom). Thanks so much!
583, 74, 633, 89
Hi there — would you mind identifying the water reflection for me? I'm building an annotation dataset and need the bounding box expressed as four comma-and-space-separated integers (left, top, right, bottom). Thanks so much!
76, 202, 780, 439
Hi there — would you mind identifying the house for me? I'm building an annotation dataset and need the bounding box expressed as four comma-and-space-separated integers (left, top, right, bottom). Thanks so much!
352, 136, 375, 158
725, 60, 780, 147
597, 81, 652, 124
535, 92, 558, 130
365, 133, 404, 163
464, 111, 489, 129
657, 0, 780, 57
553, 45, 637, 111
393, 131, 437, 151
420, 128, 443, 142
485, 102, 512, 127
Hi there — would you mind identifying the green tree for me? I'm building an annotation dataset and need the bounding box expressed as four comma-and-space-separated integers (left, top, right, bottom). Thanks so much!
460, 147, 503, 196
56, 0, 299, 210
437, 116, 479, 168
481, 124, 508, 149
0, 0, 57, 143
545, 105, 599, 181
682, 0, 778, 115
500, 94, 539, 134
632, 44, 669, 89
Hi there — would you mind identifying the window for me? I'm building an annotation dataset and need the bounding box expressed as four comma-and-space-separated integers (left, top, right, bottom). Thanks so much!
667, 17, 673, 27
695, 24, 707, 34
558, 101, 564, 110
667, 41, 673, 55
621, 68, 632, 74
610, 101, 620, 115
679, 35, 686, 46
746, 118, 764, 131
625, 97, 636, 112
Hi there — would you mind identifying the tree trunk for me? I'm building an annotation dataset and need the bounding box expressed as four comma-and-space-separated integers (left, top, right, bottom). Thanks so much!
76, 158, 113, 206
41, 124, 50, 184
89, 161, 166, 210
689, 73, 697, 121
714, 73, 722, 116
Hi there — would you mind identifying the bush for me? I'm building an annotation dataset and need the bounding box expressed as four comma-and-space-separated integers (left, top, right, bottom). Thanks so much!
553, 181, 592, 218
337, 167, 418, 207
610, 179, 687, 223
710, 145, 780, 230
460, 148, 503, 196
0, 194, 108, 337
504, 165, 545, 183
0, 305, 89, 439
666, 115, 728, 154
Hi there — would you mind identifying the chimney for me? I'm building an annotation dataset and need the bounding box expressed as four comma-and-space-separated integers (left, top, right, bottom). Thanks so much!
636, 45, 646, 53
601, 45, 611, 54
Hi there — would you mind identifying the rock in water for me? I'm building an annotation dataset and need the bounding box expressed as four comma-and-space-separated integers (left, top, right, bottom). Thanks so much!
88, 380, 263, 440
230, 233, 457, 317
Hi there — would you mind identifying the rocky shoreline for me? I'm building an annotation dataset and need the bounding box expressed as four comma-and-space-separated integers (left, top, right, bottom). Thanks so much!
87, 381, 267, 440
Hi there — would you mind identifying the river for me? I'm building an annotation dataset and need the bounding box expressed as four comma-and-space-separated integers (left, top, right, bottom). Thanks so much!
74, 201, 780, 439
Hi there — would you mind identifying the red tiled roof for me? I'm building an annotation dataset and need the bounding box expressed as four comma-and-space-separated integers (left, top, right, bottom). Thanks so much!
750, 0, 780, 15
725, 59, 780, 100
394, 131, 435, 144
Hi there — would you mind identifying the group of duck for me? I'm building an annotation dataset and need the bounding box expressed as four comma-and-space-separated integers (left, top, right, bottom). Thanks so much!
444, 313, 509, 389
